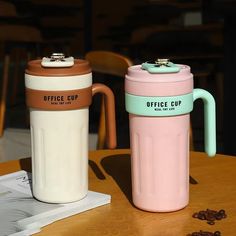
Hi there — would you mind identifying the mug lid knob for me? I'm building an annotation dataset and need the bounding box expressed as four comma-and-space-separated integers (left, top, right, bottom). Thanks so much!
41, 53, 74, 67
141, 58, 180, 74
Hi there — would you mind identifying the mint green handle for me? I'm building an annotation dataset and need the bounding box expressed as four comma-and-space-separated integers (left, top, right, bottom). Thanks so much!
193, 88, 216, 157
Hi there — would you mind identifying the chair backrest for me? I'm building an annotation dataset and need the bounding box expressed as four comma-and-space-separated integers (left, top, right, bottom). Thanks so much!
85, 50, 133, 77
0, 1, 17, 17
0, 25, 42, 43
85, 50, 133, 149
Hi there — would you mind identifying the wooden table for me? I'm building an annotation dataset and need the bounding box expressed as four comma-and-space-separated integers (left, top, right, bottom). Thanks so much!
0, 149, 236, 235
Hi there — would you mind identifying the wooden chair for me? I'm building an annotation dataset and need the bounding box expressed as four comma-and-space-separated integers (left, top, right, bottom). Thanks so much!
0, 24, 43, 137
85, 50, 133, 149
0, 0, 18, 17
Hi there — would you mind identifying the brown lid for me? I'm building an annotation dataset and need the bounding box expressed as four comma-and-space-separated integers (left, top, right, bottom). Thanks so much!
25, 58, 91, 76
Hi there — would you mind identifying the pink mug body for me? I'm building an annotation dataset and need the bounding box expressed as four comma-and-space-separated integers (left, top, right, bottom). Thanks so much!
129, 113, 190, 212
125, 63, 193, 212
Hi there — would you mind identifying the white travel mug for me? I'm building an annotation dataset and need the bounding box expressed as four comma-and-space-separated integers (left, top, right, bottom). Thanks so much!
25, 53, 116, 203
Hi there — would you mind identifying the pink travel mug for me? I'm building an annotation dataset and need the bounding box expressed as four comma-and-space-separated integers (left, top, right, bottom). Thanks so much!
125, 59, 216, 212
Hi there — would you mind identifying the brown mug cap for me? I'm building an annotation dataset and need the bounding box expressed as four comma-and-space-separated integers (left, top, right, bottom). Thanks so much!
25, 59, 91, 76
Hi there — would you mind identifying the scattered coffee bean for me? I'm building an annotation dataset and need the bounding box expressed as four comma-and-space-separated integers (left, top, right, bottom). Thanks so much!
219, 210, 225, 215
192, 209, 227, 224
187, 230, 221, 236
193, 212, 199, 218
207, 221, 215, 225
215, 213, 222, 220
214, 231, 221, 236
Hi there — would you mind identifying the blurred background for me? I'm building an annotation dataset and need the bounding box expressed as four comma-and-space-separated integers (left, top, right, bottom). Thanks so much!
0, 0, 235, 161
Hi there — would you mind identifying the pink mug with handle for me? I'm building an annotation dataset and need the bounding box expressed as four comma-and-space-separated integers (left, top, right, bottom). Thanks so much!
125, 59, 216, 212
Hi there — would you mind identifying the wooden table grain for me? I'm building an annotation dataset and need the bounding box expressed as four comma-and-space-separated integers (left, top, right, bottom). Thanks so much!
0, 149, 235, 236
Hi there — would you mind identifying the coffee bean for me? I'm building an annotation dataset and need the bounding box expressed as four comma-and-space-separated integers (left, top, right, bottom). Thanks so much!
214, 231, 221, 236
192, 209, 227, 225
219, 209, 225, 215
199, 211, 206, 216
207, 221, 215, 225
206, 214, 216, 221
215, 213, 222, 220
198, 214, 206, 220
187, 230, 221, 236
193, 212, 199, 218
191, 232, 200, 236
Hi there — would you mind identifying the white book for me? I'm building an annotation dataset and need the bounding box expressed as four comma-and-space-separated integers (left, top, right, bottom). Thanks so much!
0, 171, 111, 236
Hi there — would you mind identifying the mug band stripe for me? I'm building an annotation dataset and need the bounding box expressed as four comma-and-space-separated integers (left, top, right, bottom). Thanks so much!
125, 93, 193, 116
26, 87, 92, 110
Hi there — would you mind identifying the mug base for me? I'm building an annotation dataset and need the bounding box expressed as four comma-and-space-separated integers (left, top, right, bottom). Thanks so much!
134, 202, 188, 213
33, 192, 87, 204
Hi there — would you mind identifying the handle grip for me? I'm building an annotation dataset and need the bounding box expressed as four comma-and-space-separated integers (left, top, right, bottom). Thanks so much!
193, 88, 216, 157
92, 83, 117, 149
